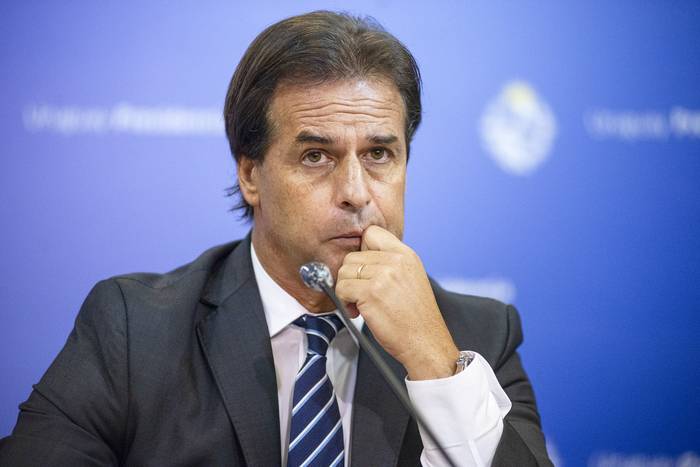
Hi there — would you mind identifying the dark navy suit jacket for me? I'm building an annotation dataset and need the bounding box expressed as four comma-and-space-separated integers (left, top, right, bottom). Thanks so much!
0, 236, 552, 466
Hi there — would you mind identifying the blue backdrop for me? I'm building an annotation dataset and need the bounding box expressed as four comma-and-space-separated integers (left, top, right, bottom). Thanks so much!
1, 2, 699, 466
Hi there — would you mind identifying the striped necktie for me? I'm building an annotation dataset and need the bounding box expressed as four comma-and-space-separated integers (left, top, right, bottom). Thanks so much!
287, 313, 345, 467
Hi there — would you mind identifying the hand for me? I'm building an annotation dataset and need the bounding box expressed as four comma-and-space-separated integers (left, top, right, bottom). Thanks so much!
335, 225, 460, 380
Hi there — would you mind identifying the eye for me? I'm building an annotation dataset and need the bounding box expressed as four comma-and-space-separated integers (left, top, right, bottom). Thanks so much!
301, 151, 330, 166
366, 147, 390, 163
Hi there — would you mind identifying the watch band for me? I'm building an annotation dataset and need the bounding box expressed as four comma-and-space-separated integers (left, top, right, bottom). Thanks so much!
455, 350, 475, 374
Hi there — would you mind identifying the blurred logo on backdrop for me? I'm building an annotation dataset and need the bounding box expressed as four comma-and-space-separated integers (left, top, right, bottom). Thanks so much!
589, 450, 700, 467
22, 103, 223, 136
585, 107, 700, 141
480, 81, 557, 176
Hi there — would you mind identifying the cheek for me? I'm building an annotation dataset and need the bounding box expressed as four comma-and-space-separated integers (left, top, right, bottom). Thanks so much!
372, 182, 405, 227
271, 178, 329, 224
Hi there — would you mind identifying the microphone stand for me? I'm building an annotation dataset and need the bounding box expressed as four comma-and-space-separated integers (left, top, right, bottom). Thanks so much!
319, 282, 459, 467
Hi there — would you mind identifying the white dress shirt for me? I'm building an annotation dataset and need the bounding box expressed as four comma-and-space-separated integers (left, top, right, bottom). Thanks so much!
251, 244, 512, 466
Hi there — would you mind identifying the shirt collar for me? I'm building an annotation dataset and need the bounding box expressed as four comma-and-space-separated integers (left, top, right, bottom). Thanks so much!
251, 242, 364, 339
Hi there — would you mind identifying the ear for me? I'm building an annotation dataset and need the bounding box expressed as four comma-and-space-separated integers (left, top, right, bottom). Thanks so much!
237, 156, 260, 208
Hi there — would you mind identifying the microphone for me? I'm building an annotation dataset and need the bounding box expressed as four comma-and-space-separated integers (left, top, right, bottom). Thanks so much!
300, 262, 459, 467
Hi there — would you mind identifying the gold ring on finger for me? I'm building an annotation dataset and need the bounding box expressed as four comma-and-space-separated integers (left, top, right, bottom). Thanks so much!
356, 263, 367, 280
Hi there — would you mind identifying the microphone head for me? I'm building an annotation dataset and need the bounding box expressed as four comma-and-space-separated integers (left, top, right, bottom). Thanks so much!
299, 261, 334, 291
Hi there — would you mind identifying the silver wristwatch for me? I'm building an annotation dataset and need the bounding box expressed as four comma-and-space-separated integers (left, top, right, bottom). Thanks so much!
455, 350, 475, 374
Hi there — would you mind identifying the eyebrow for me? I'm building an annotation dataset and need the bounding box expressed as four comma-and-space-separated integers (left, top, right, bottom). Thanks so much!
368, 134, 399, 145
295, 131, 399, 146
295, 131, 336, 145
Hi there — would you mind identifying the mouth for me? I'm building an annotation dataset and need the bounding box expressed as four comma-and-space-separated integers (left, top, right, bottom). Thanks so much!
329, 231, 364, 249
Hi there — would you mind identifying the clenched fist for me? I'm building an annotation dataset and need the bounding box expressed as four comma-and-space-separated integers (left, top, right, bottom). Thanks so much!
335, 225, 460, 381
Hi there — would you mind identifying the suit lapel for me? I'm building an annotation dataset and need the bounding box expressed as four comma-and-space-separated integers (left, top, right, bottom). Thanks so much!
350, 325, 411, 467
196, 236, 281, 466
195, 235, 415, 466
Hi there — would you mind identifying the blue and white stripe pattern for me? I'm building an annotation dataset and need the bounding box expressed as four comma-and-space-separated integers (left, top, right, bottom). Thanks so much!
287, 314, 345, 467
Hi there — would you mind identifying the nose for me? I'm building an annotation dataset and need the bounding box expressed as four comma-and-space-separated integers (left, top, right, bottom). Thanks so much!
334, 156, 371, 212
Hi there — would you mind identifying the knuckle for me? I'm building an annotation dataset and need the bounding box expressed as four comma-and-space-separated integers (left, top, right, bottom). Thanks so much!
335, 281, 347, 297
372, 277, 385, 292
404, 250, 419, 267
344, 252, 360, 263
388, 267, 399, 281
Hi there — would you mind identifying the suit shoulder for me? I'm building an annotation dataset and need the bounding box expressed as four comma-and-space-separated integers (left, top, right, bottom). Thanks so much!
110, 240, 242, 290
85, 240, 244, 324
430, 279, 522, 362
431, 278, 510, 320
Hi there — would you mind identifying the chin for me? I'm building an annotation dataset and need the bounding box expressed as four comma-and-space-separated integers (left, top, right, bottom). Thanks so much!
315, 252, 345, 280
304, 239, 359, 281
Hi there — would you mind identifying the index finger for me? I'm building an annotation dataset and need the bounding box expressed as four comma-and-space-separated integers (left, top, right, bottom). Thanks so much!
361, 225, 405, 253
342, 250, 394, 265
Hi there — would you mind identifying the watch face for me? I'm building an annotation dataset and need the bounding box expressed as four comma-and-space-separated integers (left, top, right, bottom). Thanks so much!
456, 351, 475, 372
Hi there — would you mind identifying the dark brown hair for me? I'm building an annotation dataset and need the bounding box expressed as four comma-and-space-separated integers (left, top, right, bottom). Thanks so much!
224, 10, 422, 219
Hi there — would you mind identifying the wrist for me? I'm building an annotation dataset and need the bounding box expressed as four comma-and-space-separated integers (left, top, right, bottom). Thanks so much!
404, 344, 460, 381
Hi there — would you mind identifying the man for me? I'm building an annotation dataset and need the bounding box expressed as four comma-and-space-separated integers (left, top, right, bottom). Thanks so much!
0, 11, 551, 467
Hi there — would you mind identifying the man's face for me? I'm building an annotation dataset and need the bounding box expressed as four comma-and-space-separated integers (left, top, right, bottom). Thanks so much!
241, 78, 407, 282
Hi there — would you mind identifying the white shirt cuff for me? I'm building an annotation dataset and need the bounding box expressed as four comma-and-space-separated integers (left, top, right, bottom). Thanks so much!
405, 352, 512, 466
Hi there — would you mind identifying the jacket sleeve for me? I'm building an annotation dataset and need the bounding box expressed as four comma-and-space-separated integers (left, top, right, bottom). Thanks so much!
492, 305, 553, 467
0, 279, 128, 467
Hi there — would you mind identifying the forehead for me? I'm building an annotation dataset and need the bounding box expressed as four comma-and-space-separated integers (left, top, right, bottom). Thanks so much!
267, 79, 406, 138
